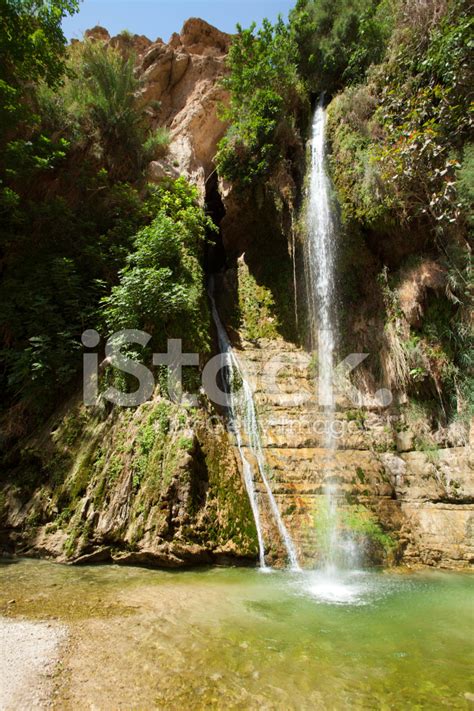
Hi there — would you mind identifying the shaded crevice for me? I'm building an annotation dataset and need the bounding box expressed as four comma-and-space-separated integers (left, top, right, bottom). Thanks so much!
204, 170, 227, 274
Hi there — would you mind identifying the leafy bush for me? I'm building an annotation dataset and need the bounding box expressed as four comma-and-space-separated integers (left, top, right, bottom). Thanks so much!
0, 180, 167, 414
328, 0, 473, 231
0, 0, 79, 137
216, 18, 306, 186
103, 178, 214, 355
143, 127, 170, 161
290, 0, 394, 93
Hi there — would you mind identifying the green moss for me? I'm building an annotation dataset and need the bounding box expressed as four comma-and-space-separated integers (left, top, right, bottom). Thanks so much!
346, 410, 366, 429
341, 504, 395, 555
314, 498, 395, 564
200, 428, 258, 555
55, 410, 89, 447
64, 521, 83, 558
131, 402, 172, 490
238, 259, 280, 340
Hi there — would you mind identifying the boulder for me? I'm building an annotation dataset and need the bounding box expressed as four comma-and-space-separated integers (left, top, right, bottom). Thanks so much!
109, 32, 152, 58
179, 17, 231, 55
84, 26, 110, 42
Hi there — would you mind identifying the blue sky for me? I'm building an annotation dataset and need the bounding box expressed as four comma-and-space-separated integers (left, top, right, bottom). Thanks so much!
62, 1, 296, 42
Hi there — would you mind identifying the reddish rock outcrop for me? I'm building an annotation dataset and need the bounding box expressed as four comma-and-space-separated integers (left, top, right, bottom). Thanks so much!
86, 18, 231, 196
142, 18, 231, 192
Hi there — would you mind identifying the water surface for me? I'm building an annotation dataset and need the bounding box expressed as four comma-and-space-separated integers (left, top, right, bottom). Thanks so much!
1, 560, 472, 709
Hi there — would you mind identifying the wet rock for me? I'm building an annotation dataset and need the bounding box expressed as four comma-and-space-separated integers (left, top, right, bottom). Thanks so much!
232, 336, 474, 569
71, 547, 112, 565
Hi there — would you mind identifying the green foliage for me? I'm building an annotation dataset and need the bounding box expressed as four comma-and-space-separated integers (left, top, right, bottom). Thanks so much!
290, 0, 394, 93
61, 41, 151, 180
328, 0, 473, 230
457, 143, 474, 225
238, 260, 280, 340
0, 0, 79, 135
4, 135, 70, 179
216, 18, 306, 186
0, 179, 166, 414
341, 504, 395, 554
0, 1, 79, 207
377, 262, 471, 417
103, 178, 213, 355
327, 86, 393, 227
327, 0, 472, 426
33, 39, 169, 181
143, 127, 170, 161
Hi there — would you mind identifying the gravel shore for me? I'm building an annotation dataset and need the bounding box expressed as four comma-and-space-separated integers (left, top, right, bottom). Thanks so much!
0, 617, 67, 710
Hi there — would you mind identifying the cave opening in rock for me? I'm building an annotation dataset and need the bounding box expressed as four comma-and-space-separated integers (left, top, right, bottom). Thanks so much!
204, 169, 227, 274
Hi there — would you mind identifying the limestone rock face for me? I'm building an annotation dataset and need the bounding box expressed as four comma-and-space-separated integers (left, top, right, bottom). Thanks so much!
225, 334, 473, 569
0, 397, 257, 567
153, 20, 231, 191
397, 260, 446, 327
179, 18, 230, 55
92, 18, 231, 196
382, 448, 474, 566
109, 32, 152, 59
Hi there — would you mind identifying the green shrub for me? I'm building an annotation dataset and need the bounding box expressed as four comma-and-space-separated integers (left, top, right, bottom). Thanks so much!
143, 127, 170, 160
0, 0, 79, 137
327, 0, 473, 230
103, 178, 214, 356
290, 0, 394, 93
216, 18, 306, 186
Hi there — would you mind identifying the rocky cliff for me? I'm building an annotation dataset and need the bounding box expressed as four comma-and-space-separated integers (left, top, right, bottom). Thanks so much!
226, 329, 473, 569
83, 18, 231, 194
1, 17, 472, 570
0, 393, 257, 566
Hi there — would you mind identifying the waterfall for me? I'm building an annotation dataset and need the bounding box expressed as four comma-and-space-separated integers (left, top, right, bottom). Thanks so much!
305, 97, 351, 571
306, 97, 338, 427
208, 279, 300, 571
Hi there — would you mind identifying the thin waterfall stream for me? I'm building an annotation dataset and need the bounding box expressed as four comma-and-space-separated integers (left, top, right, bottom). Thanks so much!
305, 97, 358, 571
208, 279, 300, 571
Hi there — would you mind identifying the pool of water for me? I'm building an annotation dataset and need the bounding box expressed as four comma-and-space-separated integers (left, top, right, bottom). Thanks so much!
1, 559, 473, 709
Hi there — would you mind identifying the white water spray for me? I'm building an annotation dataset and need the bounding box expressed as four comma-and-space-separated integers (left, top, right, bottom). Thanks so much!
208, 280, 300, 571
306, 97, 338, 426
305, 97, 358, 572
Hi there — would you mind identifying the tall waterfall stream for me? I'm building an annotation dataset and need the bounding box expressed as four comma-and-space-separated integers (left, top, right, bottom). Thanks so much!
208, 279, 300, 570
208, 97, 356, 573
305, 97, 359, 571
